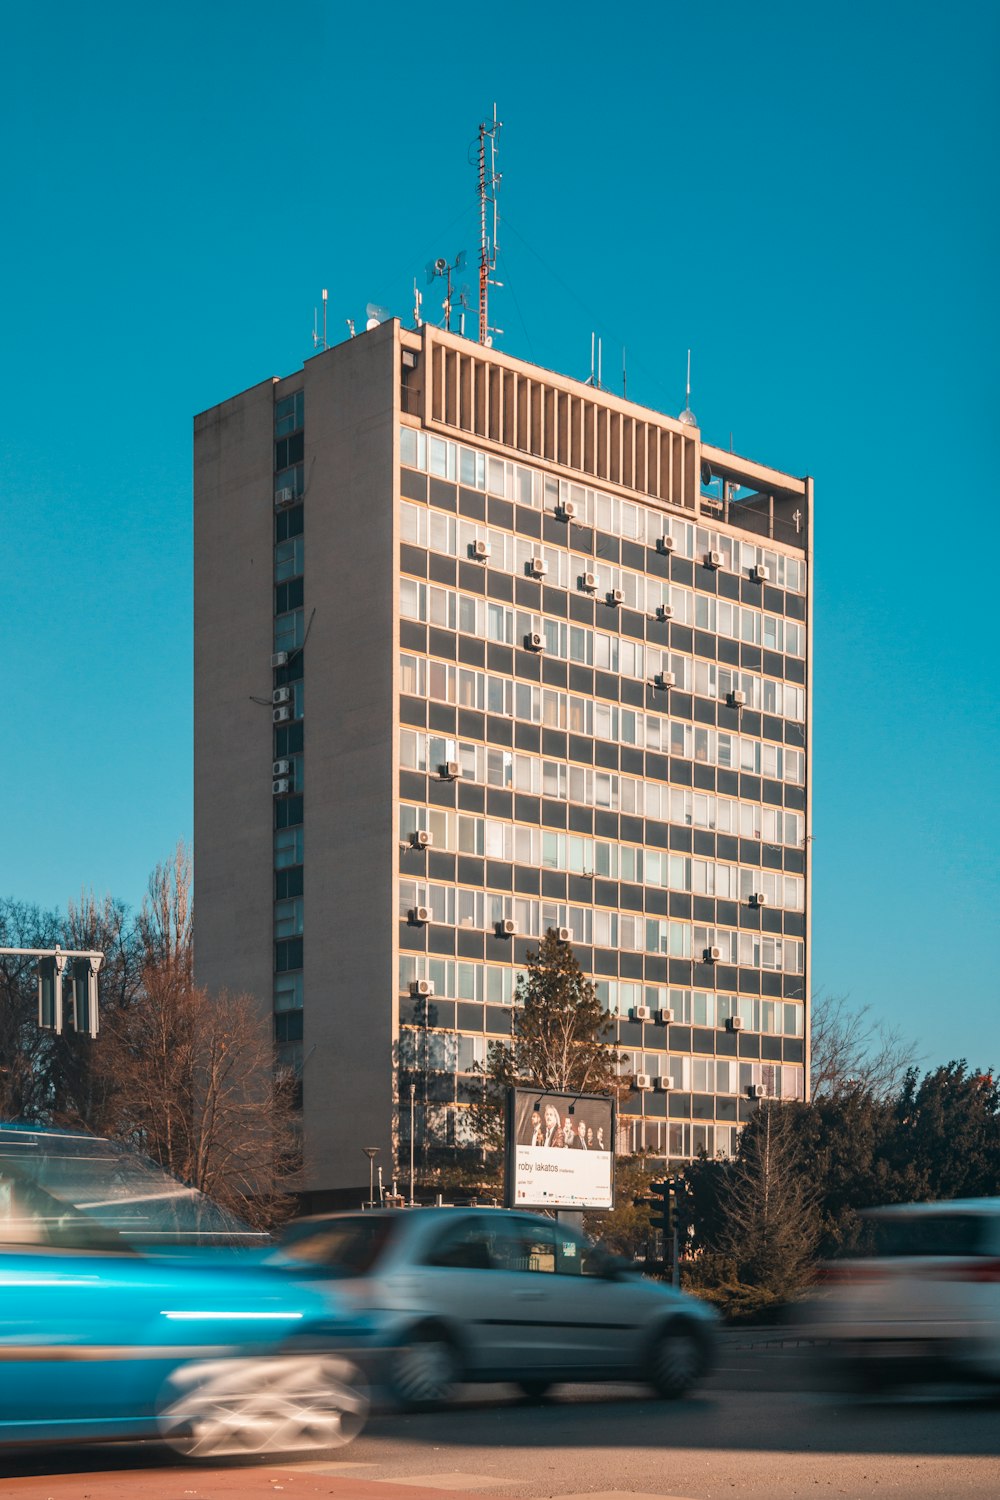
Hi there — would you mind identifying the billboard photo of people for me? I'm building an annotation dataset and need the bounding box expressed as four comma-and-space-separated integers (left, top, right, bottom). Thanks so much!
506, 1088, 615, 1210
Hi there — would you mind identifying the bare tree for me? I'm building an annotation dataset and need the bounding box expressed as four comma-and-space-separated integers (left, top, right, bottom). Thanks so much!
136, 841, 193, 983
811, 992, 919, 1101
0, 899, 62, 1121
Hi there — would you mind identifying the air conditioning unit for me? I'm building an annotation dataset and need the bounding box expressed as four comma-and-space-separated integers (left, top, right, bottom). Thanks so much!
657, 1007, 674, 1025
654, 670, 676, 690
727, 1016, 744, 1032
727, 689, 746, 708
528, 556, 548, 577
524, 631, 544, 652
471, 539, 490, 561
556, 926, 571, 942
655, 1074, 675, 1091
272, 778, 290, 796
411, 829, 432, 849
751, 563, 770, 583
581, 571, 598, 592
409, 979, 435, 997
748, 1083, 766, 1099
607, 588, 624, 606
271, 651, 289, 669
274, 487, 296, 508
630, 1005, 653, 1022
750, 891, 767, 907
272, 759, 290, 777
273, 706, 291, 724
409, 906, 431, 925
704, 945, 721, 963
438, 761, 461, 781
497, 918, 518, 937
704, 549, 722, 569
557, 500, 577, 521
656, 535, 675, 554
272, 687, 291, 706
655, 603, 673, 621
634, 1074, 653, 1091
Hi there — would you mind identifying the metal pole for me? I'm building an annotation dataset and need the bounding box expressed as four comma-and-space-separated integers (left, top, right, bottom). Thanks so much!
409, 1081, 416, 1205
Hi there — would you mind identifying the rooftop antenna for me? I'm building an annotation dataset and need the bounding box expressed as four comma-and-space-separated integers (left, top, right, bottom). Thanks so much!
426, 251, 467, 333
345, 318, 356, 338
312, 288, 328, 351
413, 279, 423, 328
623, 346, 627, 400
585, 333, 603, 389
678, 349, 697, 427
366, 302, 391, 331
475, 104, 503, 346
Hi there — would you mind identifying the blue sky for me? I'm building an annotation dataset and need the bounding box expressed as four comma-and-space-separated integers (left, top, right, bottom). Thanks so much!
2, 2, 996, 1071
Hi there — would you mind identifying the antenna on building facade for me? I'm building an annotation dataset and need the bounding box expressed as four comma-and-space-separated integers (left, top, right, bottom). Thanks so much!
678, 349, 697, 426
426, 251, 467, 333
476, 104, 503, 346
312, 288, 328, 351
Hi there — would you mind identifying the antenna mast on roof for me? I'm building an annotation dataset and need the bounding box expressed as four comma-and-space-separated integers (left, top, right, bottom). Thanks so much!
476, 105, 503, 346
678, 349, 697, 427
312, 288, 328, 351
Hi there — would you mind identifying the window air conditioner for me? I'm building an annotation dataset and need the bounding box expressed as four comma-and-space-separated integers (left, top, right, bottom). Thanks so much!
528, 556, 548, 577
751, 891, 767, 907
273, 706, 291, 724
654, 671, 676, 690
751, 563, 770, 583
524, 632, 544, 652
411, 829, 432, 849
556, 926, 571, 942
438, 761, 461, 780
704, 549, 722, 569
631, 1005, 653, 1022
748, 1083, 766, 1099
656, 1074, 674, 1091
727, 1016, 744, 1032
410, 979, 435, 997
272, 778, 290, 796
656, 604, 673, 621
274, 487, 296, 509
409, 906, 431, 925
558, 500, 577, 521
727, 689, 746, 708
607, 588, 624, 606
581, 571, 598, 592
657, 535, 675, 554
271, 651, 289, 668
657, 1008, 674, 1025
272, 687, 291, 705
272, 759, 290, 777
471, 539, 490, 561
704, 945, 721, 962
497, 918, 518, 937
635, 1074, 653, 1091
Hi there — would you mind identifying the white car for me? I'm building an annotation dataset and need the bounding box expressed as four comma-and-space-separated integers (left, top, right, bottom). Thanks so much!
275, 1207, 718, 1408
800, 1198, 1000, 1391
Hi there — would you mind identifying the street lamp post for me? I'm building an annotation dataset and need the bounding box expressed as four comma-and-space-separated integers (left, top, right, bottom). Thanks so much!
409, 1082, 416, 1205
362, 1146, 379, 1210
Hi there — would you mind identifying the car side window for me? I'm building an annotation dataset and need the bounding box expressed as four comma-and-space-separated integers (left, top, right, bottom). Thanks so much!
553, 1226, 605, 1276
424, 1216, 495, 1270
489, 1217, 557, 1273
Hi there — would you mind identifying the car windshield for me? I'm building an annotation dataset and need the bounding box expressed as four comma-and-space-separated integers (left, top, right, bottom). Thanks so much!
868, 1212, 990, 1259
278, 1215, 398, 1276
0, 1126, 266, 1251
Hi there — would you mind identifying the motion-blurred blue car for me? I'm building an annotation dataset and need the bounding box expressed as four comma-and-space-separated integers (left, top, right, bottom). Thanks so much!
0, 1123, 369, 1457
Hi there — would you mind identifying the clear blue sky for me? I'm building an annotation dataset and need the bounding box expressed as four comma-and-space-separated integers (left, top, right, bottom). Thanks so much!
2, 2, 996, 1071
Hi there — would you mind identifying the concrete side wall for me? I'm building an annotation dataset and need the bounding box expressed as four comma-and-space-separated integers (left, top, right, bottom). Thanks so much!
300, 324, 397, 1198
193, 379, 276, 1013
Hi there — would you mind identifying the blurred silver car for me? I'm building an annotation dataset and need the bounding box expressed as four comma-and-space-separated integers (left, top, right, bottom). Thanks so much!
799, 1197, 1000, 1391
275, 1207, 717, 1407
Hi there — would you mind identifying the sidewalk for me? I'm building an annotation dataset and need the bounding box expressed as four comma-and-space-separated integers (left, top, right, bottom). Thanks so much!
0, 1463, 489, 1500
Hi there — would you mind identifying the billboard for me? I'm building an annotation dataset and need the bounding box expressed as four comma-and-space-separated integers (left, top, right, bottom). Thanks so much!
505, 1088, 615, 1211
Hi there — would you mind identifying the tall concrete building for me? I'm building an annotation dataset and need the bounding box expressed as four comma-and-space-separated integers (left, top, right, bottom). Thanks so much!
194, 321, 812, 1205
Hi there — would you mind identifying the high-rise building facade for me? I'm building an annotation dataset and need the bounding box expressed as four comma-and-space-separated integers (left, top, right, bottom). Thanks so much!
194, 321, 812, 1205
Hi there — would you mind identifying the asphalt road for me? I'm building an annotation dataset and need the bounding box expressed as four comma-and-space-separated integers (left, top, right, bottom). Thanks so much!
2, 1341, 998, 1500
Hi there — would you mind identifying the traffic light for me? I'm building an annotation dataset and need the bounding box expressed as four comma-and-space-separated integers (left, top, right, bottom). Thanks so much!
71, 957, 100, 1038
650, 1178, 676, 1241
37, 956, 63, 1032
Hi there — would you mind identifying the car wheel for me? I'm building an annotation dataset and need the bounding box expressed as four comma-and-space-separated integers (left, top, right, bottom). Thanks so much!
157, 1353, 368, 1458
516, 1378, 553, 1400
390, 1328, 462, 1410
646, 1323, 706, 1399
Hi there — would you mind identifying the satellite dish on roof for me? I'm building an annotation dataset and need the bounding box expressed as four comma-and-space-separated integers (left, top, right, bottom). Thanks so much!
365, 302, 390, 331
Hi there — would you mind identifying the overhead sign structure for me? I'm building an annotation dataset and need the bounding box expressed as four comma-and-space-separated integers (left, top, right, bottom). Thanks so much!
505, 1087, 615, 1211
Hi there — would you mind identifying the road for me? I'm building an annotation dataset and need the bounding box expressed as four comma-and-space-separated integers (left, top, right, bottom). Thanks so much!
2, 1340, 998, 1500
